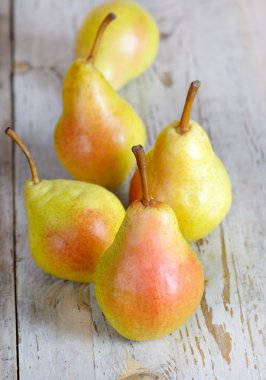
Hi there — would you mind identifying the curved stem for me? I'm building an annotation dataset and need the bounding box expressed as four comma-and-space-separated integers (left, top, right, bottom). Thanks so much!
87, 13, 116, 62
5, 127, 40, 184
132, 145, 151, 207
178, 80, 201, 134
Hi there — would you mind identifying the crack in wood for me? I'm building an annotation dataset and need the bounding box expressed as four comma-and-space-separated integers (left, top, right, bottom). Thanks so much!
201, 292, 232, 365
231, 253, 245, 330
246, 315, 258, 370
194, 336, 205, 367
220, 225, 231, 312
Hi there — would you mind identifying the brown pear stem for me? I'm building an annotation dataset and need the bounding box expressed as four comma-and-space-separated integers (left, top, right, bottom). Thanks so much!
87, 13, 116, 62
5, 127, 40, 184
178, 80, 201, 134
132, 145, 151, 207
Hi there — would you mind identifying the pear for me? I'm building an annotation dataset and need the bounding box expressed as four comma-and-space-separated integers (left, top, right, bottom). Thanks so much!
54, 13, 146, 189
95, 145, 204, 341
6, 128, 125, 283
75, 1, 159, 90
130, 81, 232, 241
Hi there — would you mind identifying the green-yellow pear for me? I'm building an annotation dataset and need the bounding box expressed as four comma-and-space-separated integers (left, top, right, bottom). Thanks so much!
6, 128, 125, 283
54, 13, 146, 189
95, 145, 204, 341
130, 81, 232, 241
75, 0, 159, 90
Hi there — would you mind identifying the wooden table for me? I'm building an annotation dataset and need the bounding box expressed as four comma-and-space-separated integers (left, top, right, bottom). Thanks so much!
1, 0, 265, 379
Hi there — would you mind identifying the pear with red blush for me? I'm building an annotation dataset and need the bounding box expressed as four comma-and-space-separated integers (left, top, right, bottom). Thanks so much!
95, 145, 204, 341
6, 128, 125, 282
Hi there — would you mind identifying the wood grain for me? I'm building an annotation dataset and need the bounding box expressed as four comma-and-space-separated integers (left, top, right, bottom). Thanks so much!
94, 0, 266, 378
0, 0, 17, 379
0, 0, 265, 379
13, 1, 95, 379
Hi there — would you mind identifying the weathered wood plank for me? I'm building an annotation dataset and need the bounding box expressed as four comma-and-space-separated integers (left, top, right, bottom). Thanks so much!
91, 0, 266, 378
13, 1, 95, 379
11, 0, 266, 379
0, 0, 17, 379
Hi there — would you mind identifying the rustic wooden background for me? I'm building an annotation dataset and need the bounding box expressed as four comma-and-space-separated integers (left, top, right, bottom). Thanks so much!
0, 0, 266, 379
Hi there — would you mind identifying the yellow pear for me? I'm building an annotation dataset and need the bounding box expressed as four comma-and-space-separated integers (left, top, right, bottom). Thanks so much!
54, 13, 146, 189
130, 81, 232, 241
75, 0, 159, 89
6, 128, 125, 282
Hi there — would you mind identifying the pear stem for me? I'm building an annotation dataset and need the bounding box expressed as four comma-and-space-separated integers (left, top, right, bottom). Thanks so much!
5, 127, 40, 184
132, 145, 151, 207
87, 13, 116, 62
178, 80, 201, 134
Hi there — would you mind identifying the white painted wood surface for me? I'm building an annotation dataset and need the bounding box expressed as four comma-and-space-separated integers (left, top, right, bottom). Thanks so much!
0, 0, 265, 379
0, 0, 17, 379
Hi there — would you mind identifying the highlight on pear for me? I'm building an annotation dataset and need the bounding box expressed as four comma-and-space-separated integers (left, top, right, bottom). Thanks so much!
130, 81, 232, 241
75, 0, 159, 90
54, 12, 146, 189
6, 128, 125, 283
95, 145, 204, 341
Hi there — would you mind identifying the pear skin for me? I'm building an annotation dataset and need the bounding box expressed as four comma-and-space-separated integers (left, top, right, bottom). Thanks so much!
75, 1, 159, 90
130, 82, 232, 241
6, 128, 125, 283
95, 146, 204, 341
25, 179, 125, 282
54, 14, 146, 189
54, 59, 146, 188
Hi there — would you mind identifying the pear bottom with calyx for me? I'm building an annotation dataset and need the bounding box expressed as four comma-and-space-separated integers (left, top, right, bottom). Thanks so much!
95, 145, 204, 341
26, 179, 125, 282
5, 127, 125, 283
130, 81, 232, 242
